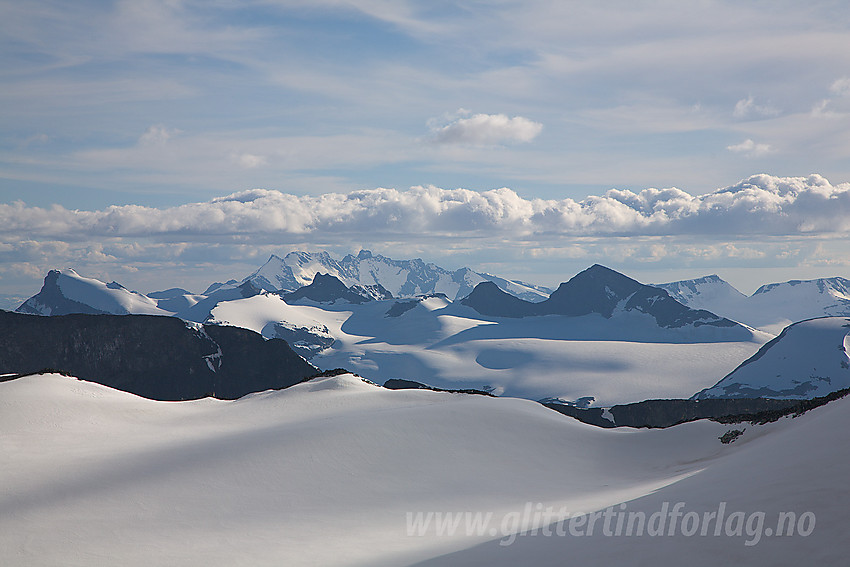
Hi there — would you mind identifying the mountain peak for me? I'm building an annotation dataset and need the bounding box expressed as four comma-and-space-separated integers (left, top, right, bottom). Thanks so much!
545, 264, 642, 317
17, 268, 168, 317
357, 249, 373, 260
460, 281, 535, 318
282, 273, 373, 304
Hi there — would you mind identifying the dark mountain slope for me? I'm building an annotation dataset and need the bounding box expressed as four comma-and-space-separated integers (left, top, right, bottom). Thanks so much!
0, 310, 316, 401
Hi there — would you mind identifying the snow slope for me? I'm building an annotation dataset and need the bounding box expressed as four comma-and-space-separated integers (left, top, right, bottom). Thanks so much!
416, 384, 850, 566
1, 373, 846, 566
659, 275, 850, 334
16, 269, 170, 316
208, 293, 336, 358
695, 316, 850, 399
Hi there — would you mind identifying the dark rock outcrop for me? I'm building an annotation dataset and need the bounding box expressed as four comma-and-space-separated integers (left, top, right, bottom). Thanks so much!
542, 396, 810, 429
460, 281, 538, 318
0, 310, 316, 401
282, 273, 387, 304
383, 378, 494, 396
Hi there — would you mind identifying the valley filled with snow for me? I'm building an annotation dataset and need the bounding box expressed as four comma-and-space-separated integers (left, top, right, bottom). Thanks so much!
209, 290, 769, 404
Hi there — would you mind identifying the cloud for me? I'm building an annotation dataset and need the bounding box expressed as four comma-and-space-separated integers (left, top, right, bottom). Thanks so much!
830, 77, 850, 97
726, 139, 772, 157
733, 95, 778, 119
232, 153, 267, 169
430, 112, 543, 145
139, 124, 181, 145
811, 77, 850, 118
3, 174, 850, 243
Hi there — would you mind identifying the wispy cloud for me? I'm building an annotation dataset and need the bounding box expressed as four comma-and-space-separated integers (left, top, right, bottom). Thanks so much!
733, 96, 778, 119
139, 124, 181, 145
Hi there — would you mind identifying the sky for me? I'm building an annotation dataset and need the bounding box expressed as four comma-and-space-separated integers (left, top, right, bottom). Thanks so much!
3, 0, 850, 303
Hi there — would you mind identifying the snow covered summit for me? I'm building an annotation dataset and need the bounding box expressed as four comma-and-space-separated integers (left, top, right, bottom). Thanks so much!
242, 250, 552, 301
16, 269, 170, 316
695, 316, 850, 399
659, 274, 850, 333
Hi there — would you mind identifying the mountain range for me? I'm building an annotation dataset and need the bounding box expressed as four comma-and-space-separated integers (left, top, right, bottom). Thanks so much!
12, 251, 850, 404
241, 249, 553, 301
6, 252, 850, 565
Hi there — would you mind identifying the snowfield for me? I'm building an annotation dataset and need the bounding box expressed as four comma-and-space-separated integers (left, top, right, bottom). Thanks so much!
1, 373, 846, 566
209, 292, 771, 405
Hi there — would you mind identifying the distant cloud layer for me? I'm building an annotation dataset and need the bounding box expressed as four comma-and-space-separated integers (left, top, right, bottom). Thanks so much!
430, 112, 543, 145
3, 174, 850, 242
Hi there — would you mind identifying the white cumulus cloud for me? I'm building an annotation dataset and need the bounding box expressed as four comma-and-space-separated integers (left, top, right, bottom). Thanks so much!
430, 112, 543, 145
3, 174, 850, 242
727, 139, 772, 157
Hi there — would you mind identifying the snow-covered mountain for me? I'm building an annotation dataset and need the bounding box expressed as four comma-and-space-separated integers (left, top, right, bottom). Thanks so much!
16, 269, 171, 316
2, 371, 846, 566
463, 264, 744, 331
695, 316, 850, 399
242, 249, 552, 301
659, 274, 850, 333
207, 265, 768, 404
656, 275, 749, 313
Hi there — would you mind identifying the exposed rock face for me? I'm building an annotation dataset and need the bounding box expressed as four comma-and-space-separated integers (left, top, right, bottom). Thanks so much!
0, 311, 316, 401
270, 321, 335, 359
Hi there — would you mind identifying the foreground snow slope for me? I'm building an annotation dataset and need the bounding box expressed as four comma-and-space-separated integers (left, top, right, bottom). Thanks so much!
2, 373, 846, 566
418, 389, 850, 566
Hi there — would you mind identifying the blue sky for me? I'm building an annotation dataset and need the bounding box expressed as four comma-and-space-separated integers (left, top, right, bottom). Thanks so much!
3, 0, 850, 299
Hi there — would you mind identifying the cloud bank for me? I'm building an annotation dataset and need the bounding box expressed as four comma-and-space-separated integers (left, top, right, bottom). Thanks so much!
3, 174, 850, 242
